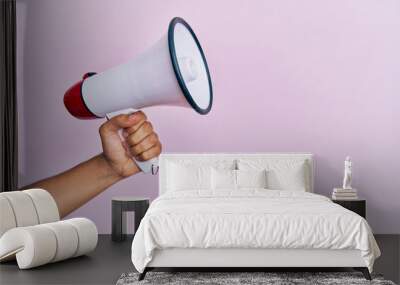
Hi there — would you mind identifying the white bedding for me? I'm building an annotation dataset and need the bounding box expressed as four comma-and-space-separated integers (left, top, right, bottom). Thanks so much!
131, 190, 380, 273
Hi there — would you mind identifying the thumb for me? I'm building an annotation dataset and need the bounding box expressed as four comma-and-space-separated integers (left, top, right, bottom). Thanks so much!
99, 112, 146, 135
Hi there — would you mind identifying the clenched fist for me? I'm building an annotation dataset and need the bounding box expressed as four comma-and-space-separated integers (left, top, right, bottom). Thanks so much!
99, 111, 162, 177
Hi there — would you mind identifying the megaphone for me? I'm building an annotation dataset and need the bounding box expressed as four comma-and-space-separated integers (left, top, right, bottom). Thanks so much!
64, 17, 213, 174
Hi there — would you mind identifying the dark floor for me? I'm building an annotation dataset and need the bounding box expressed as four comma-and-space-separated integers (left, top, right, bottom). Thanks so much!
0, 234, 398, 285
375, 235, 400, 284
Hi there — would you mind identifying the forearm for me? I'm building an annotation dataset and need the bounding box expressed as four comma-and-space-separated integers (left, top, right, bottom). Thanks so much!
23, 154, 136, 218
21, 112, 160, 218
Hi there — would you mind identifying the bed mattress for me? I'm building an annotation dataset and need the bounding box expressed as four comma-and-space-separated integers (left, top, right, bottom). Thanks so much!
131, 189, 380, 272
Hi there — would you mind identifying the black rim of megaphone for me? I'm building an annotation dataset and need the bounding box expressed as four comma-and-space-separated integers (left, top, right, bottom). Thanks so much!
168, 17, 213, 115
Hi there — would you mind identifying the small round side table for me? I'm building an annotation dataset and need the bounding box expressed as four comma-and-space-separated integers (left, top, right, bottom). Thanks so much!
112, 196, 149, 242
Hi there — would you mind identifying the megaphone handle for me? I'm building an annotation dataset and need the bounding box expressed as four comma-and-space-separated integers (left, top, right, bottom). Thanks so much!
105, 108, 159, 175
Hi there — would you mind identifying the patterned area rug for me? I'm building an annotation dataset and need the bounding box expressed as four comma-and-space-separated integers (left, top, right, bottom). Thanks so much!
117, 272, 396, 285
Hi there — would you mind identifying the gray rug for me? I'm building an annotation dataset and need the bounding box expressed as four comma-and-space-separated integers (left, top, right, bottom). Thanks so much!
116, 272, 396, 285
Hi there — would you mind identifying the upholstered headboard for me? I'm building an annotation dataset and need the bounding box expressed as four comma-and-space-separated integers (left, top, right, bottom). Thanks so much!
158, 153, 314, 195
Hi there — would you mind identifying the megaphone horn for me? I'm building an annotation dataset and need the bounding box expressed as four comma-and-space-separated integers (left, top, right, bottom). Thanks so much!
64, 17, 213, 174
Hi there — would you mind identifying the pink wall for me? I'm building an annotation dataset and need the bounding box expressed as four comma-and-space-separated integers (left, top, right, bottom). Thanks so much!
17, 0, 400, 233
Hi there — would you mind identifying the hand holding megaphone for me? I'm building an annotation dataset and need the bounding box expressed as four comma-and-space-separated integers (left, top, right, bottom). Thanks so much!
99, 111, 161, 175
64, 18, 213, 174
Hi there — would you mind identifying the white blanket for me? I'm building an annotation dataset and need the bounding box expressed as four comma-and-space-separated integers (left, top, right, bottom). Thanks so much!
131, 190, 380, 272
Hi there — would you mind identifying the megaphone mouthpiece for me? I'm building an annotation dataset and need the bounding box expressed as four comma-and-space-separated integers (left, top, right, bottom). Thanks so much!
64, 73, 100, 119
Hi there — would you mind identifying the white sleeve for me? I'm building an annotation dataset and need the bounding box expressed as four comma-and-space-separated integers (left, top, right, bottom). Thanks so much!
64, 218, 98, 257
0, 225, 57, 269
0, 192, 39, 227
42, 221, 79, 262
0, 195, 17, 237
0, 189, 59, 237
23, 189, 60, 223
0, 218, 98, 269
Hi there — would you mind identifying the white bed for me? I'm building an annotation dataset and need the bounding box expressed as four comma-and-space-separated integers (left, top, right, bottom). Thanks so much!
131, 153, 380, 280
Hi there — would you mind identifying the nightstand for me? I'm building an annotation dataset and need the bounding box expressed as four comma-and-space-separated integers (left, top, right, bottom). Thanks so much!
332, 199, 366, 218
112, 197, 149, 242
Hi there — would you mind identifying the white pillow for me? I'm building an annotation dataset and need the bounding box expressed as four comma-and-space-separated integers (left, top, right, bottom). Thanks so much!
238, 159, 308, 191
167, 163, 211, 191
236, 169, 267, 189
211, 168, 236, 190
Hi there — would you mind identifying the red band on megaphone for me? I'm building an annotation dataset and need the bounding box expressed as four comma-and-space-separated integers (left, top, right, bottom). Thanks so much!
64, 73, 98, 119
